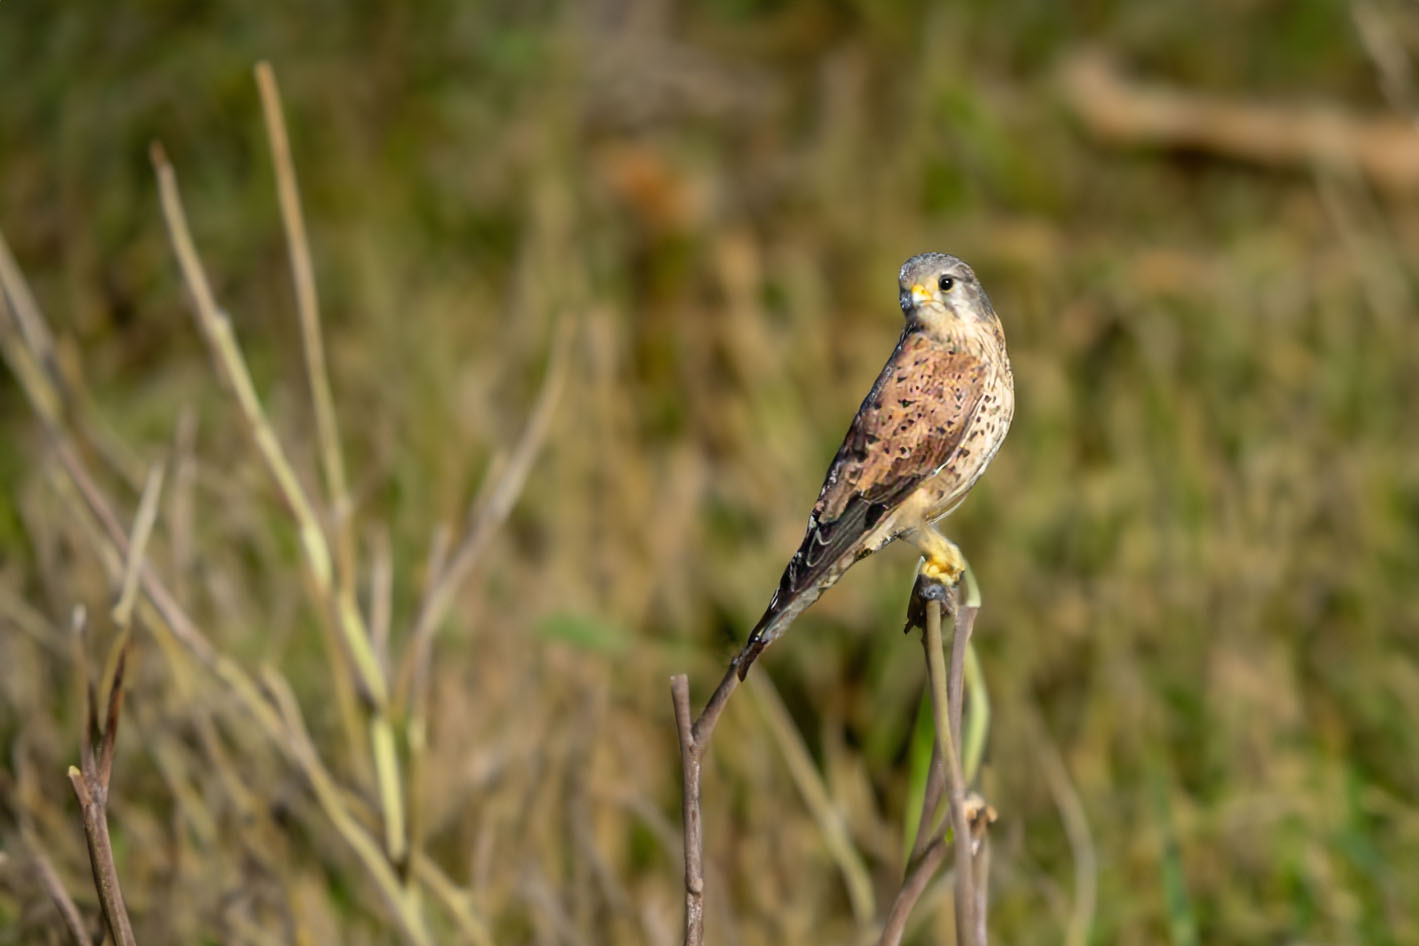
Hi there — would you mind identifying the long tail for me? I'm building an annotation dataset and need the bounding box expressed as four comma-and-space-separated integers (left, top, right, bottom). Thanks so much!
734, 553, 861, 678
733, 587, 823, 678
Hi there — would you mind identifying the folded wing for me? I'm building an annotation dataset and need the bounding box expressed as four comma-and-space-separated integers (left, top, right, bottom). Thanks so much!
736, 329, 988, 673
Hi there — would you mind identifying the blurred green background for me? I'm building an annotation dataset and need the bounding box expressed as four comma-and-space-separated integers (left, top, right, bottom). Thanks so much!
3, 1, 1419, 943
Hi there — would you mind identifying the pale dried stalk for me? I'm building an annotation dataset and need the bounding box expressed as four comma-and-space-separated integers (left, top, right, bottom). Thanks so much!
1, 229, 145, 487
255, 65, 367, 749
262, 668, 432, 946
254, 61, 351, 573
149, 142, 408, 863
112, 463, 166, 631
1, 204, 495, 946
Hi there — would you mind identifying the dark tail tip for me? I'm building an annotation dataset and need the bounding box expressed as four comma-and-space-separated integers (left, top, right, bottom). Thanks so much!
734, 639, 763, 680
734, 612, 775, 679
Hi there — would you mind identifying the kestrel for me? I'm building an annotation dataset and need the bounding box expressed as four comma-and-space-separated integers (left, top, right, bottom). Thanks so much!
735, 252, 1014, 677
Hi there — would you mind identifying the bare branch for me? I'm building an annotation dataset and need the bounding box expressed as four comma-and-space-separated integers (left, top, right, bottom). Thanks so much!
255, 61, 354, 590
669, 658, 742, 946
68, 607, 137, 946
260, 667, 433, 946
670, 675, 704, 946
151, 141, 413, 863
1059, 49, 1419, 194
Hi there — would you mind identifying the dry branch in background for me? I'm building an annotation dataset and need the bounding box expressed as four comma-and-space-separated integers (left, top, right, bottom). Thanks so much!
671, 570, 995, 946
1060, 49, 1419, 194
0, 59, 566, 946
66, 606, 137, 946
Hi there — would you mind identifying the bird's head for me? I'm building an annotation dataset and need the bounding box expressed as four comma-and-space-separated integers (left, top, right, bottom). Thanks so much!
897, 252, 998, 335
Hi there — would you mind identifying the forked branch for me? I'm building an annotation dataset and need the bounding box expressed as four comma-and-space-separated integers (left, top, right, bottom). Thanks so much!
67, 606, 137, 946
880, 578, 992, 946
669, 662, 740, 946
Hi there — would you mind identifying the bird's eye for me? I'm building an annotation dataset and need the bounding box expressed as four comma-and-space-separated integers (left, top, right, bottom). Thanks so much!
938, 275, 955, 292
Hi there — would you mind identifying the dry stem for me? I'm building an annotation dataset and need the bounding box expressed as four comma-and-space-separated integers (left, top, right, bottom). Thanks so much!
67, 606, 137, 946
879, 579, 989, 946
254, 60, 352, 582
1060, 49, 1419, 194
924, 597, 978, 946
669, 663, 740, 946
150, 137, 411, 864
1, 226, 486, 946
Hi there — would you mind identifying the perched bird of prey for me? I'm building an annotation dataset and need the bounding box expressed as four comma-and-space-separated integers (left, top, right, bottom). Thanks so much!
735, 252, 1014, 677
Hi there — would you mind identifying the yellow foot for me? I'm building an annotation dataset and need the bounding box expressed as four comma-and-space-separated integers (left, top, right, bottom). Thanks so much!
919, 546, 964, 586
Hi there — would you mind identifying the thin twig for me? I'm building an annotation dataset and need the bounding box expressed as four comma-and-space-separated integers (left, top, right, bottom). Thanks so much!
261, 667, 433, 946
61, 460, 165, 946
45, 432, 478, 944
112, 462, 166, 632
1, 146, 491, 946
0, 227, 145, 486
670, 676, 704, 946
255, 60, 355, 600
67, 607, 137, 946
670, 662, 741, 946
151, 141, 411, 863
923, 597, 979, 946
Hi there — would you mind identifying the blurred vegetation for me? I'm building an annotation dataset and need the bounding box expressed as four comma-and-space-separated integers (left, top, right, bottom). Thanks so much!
3, 0, 1419, 943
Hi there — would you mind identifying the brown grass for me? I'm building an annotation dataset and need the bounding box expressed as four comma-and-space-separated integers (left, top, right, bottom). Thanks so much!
3, 3, 1419, 944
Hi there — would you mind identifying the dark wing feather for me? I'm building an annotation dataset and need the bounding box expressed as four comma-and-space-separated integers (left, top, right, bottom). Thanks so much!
737, 329, 987, 674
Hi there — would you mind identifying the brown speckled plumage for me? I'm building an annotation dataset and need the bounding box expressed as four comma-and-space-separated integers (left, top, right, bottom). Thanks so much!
736, 252, 1013, 676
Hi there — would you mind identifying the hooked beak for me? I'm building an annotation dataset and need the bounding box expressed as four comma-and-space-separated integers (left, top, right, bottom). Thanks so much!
909, 283, 933, 307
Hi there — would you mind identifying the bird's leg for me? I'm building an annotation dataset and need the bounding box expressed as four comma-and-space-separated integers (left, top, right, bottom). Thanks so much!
901, 527, 964, 634
909, 526, 966, 589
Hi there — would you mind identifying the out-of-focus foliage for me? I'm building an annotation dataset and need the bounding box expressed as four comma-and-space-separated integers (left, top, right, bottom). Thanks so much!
2, 1, 1418, 943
